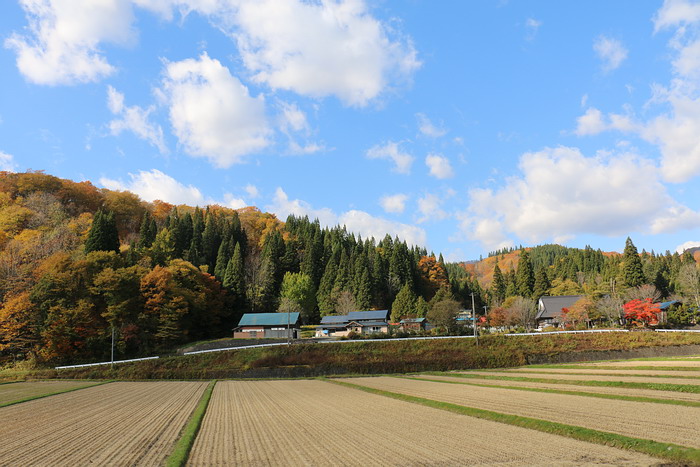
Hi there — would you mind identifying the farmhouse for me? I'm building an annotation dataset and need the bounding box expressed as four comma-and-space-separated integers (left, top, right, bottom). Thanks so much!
399, 317, 431, 331
315, 310, 390, 337
535, 295, 584, 328
234, 312, 300, 339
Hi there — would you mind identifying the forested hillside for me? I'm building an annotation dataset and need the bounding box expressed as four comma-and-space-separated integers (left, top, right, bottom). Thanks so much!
1, 170, 698, 366
0, 171, 476, 364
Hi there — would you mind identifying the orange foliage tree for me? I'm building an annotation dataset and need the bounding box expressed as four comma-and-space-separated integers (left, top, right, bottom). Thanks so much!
623, 298, 661, 327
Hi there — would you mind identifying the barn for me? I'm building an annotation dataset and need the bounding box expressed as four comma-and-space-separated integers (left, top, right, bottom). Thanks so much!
233, 312, 300, 339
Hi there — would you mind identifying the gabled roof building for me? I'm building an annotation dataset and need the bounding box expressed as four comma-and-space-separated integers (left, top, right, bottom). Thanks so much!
316, 310, 390, 337
535, 295, 584, 327
234, 312, 300, 339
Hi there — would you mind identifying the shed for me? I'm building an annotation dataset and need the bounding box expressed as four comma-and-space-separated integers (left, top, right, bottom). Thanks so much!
234, 312, 300, 339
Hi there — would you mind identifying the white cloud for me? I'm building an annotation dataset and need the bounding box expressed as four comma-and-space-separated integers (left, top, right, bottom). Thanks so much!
525, 17, 542, 41
425, 153, 454, 179
593, 35, 628, 72
107, 86, 167, 153
278, 101, 309, 134
575, 107, 606, 135
676, 240, 700, 254
654, 0, 700, 32
160, 53, 272, 167
416, 193, 448, 223
100, 169, 209, 205
227, 0, 420, 107
244, 184, 260, 199
5, 0, 136, 85
416, 113, 446, 138
267, 187, 426, 247
462, 146, 700, 250
0, 151, 18, 172
379, 193, 408, 214
366, 141, 414, 174
223, 193, 247, 209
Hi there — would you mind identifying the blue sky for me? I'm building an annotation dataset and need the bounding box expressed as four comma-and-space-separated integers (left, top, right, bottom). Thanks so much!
2, 0, 700, 261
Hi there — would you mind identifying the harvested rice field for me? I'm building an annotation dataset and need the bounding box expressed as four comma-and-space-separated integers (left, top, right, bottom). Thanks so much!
459, 369, 700, 385
0, 381, 206, 466
0, 380, 98, 406
187, 379, 658, 466
412, 373, 700, 403
2, 355, 700, 465
342, 376, 700, 449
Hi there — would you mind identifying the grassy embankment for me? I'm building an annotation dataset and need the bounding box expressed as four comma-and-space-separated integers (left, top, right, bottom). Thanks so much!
7, 331, 700, 381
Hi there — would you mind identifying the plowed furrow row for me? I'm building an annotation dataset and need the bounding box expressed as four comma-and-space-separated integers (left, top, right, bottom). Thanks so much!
346, 377, 700, 449
187, 380, 657, 466
462, 370, 700, 385
0, 381, 205, 466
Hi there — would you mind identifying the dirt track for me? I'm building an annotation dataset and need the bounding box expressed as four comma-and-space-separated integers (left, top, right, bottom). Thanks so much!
0, 380, 95, 405
346, 376, 700, 449
0, 381, 206, 466
188, 380, 657, 466
414, 374, 700, 403
460, 370, 700, 386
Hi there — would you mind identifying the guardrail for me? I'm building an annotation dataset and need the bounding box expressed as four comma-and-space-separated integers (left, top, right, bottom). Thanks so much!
657, 329, 700, 333
55, 356, 159, 370
503, 329, 630, 337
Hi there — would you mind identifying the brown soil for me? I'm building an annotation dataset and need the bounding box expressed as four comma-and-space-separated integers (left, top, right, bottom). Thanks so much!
346, 376, 700, 449
0, 381, 206, 466
0, 380, 95, 405
188, 379, 658, 466
462, 370, 700, 386
413, 374, 700, 403
505, 368, 700, 378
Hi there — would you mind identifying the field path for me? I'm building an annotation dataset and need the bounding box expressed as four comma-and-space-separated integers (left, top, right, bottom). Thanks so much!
188, 379, 658, 466
413, 374, 700, 403
0, 380, 96, 405
0, 381, 206, 466
345, 376, 700, 449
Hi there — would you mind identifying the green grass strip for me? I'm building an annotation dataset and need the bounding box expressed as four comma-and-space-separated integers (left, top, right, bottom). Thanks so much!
494, 369, 700, 379
399, 375, 700, 408
328, 378, 700, 465
165, 380, 216, 467
426, 371, 700, 393
525, 364, 700, 372
0, 380, 113, 408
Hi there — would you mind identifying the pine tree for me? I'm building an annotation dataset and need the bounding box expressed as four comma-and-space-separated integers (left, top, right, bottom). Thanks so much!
623, 237, 645, 288
516, 250, 535, 297
137, 211, 156, 249
533, 266, 551, 299
491, 264, 506, 304
391, 283, 416, 322
85, 209, 119, 254
223, 242, 246, 305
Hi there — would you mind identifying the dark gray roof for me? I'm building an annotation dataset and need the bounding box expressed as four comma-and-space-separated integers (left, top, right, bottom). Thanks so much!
347, 310, 389, 321
238, 312, 300, 327
536, 296, 584, 320
400, 318, 426, 323
347, 320, 388, 327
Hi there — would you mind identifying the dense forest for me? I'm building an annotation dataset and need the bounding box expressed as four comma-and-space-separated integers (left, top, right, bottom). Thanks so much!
1, 171, 698, 366
0, 171, 480, 364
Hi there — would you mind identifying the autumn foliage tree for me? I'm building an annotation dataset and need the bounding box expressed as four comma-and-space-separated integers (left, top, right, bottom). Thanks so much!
623, 298, 661, 327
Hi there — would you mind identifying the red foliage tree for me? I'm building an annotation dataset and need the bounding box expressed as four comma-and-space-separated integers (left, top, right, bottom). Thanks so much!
623, 298, 661, 327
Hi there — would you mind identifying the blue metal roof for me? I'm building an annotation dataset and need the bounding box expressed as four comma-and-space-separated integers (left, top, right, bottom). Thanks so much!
658, 300, 680, 310
320, 315, 349, 324
400, 318, 426, 323
347, 310, 389, 321
238, 312, 300, 327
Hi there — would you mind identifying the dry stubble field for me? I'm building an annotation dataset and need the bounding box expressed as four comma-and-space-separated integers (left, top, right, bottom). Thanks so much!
1, 356, 700, 465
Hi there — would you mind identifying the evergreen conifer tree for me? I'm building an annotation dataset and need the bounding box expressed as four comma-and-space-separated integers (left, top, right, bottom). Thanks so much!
85, 209, 120, 254
623, 237, 645, 288
533, 266, 551, 299
516, 250, 535, 297
491, 264, 506, 303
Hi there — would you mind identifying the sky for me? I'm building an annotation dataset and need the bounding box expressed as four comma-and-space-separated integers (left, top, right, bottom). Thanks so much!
2, 0, 700, 261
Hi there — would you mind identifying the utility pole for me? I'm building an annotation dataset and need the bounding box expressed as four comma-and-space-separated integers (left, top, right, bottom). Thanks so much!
471, 292, 478, 345
110, 324, 115, 368
287, 307, 291, 345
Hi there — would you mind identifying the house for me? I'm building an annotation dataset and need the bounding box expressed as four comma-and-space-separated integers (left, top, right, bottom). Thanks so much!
233, 312, 300, 339
315, 310, 389, 337
535, 295, 584, 328
399, 317, 431, 331
656, 300, 681, 325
